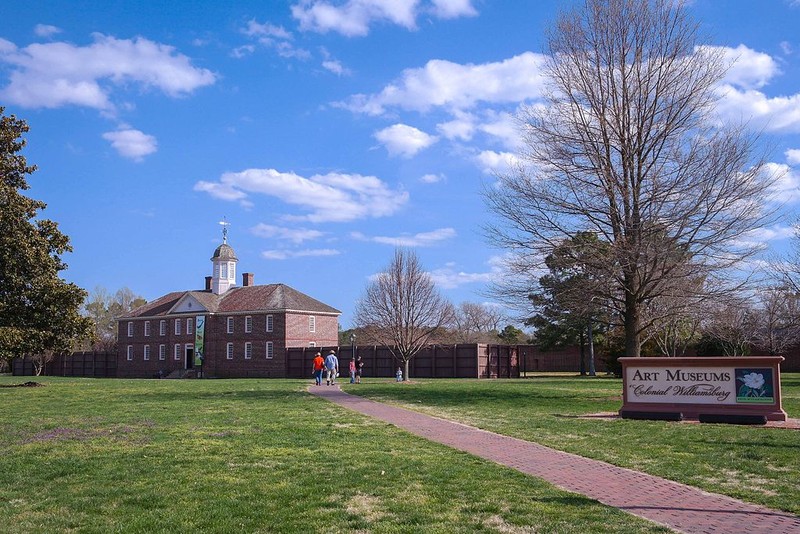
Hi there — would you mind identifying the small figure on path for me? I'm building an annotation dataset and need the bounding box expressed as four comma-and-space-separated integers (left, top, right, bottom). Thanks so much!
355, 355, 363, 384
396, 367, 403, 382
349, 357, 356, 383
325, 350, 339, 386
312, 352, 325, 386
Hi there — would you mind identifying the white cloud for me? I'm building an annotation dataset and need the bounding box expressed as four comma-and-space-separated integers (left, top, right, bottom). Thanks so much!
374, 123, 438, 157
764, 162, 800, 203
337, 52, 547, 115
476, 150, 519, 175
240, 19, 310, 60
34, 24, 62, 38
786, 148, 800, 165
102, 128, 157, 161
420, 173, 445, 184
0, 34, 216, 110
428, 257, 505, 289
710, 44, 780, 90
437, 112, 476, 141
714, 86, 800, 133
351, 227, 456, 247
707, 45, 800, 133
322, 59, 350, 76
194, 168, 408, 223
741, 225, 794, 243
243, 20, 293, 40
231, 45, 255, 59
292, 0, 475, 37
430, 0, 477, 19
262, 248, 340, 260
251, 223, 324, 243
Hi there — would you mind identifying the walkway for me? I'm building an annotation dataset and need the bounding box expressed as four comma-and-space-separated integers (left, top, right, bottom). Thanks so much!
309, 385, 800, 534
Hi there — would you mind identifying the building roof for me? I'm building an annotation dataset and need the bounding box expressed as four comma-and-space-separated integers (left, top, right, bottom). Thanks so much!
122, 283, 340, 319
211, 243, 238, 261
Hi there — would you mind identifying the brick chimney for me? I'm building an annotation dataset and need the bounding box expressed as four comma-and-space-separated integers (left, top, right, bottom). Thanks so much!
242, 272, 254, 287
205, 276, 212, 291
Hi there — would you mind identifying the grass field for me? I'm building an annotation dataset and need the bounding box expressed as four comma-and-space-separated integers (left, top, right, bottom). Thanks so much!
345, 373, 800, 516
1, 375, 796, 532
0, 376, 670, 533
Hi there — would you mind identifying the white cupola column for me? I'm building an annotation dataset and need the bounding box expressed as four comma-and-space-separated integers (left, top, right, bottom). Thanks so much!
210, 221, 239, 295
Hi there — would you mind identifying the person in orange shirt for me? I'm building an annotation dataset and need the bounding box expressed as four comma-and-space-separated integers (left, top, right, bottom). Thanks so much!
312, 352, 325, 386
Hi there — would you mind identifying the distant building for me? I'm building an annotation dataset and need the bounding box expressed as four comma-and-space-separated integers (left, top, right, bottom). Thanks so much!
117, 232, 340, 378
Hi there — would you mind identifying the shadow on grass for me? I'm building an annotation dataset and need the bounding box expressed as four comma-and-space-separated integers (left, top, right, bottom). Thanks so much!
123, 387, 317, 404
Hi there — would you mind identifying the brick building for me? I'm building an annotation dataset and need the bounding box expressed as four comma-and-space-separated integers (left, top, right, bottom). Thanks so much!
117, 234, 340, 378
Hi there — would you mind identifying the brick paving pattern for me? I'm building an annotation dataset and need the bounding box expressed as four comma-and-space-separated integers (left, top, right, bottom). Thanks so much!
310, 385, 800, 534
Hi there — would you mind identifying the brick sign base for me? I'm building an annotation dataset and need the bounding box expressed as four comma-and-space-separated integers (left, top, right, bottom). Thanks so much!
619, 356, 787, 422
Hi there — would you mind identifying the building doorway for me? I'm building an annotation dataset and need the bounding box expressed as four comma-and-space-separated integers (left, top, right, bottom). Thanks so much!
185, 345, 194, 370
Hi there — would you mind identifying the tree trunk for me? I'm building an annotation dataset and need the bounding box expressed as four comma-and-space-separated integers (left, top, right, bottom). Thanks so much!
625, 288, 641, 357
404, 359, 410, 381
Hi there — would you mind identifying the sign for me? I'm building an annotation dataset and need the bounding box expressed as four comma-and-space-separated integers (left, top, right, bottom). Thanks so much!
619, 357, 786, 422
194, 315, 205, 367
626, 366, 775, 405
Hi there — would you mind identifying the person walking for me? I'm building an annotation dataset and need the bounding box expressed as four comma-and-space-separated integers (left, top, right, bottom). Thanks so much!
355, 355, 364, 384
324, 350, 339, 386
349, 357, 356, 383
312, 352, 325, 386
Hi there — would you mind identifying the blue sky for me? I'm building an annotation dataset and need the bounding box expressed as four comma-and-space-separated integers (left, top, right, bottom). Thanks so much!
2, 0, 800, 328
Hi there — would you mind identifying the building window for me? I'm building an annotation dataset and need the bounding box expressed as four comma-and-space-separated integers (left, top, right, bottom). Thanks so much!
127, 322, 133, 337
159, 320, 166, 336
245, 316, 252, 333
266, 314, 273, 332
227, 316, 234, 334
144, 321, 151, 337
229, 262, 235, 280
175, 318, 181, 335
309, 316, 316, 333
266, 341, 274, 359
159, 344, 166, 361
221, 263, 228, 279
187, 317, 193, 335
143, 345, 150, 361
127, 345, 133, 361
309, 342, 316, 347
174, 344, 181, 361
245, 342, 252, 359
226, 343, 234, 360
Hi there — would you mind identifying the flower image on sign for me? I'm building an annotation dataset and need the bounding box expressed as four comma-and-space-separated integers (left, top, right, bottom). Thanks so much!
735, 368, 774, 404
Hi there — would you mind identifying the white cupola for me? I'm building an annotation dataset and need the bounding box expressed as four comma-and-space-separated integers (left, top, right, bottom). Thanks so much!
210, 222, 238, 294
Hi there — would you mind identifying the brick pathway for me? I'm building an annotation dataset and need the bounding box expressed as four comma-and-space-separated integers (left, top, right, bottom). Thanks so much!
309, 385, 800, 534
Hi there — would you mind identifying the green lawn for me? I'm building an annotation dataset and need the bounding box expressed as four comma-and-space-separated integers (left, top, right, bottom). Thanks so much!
344, 373, 800, 516
0, 376, 669, 533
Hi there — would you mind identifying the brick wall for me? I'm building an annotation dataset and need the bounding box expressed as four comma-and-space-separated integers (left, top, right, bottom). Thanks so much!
116, 311, 340, 378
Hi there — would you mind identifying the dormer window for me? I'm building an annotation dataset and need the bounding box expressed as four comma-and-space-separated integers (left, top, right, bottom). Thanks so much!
221, 263, 228, 279
229, 262, 236, 280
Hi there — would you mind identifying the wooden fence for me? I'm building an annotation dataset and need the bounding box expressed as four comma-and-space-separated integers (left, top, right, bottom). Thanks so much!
287, 344, 519, 379
12, 352, 117, 378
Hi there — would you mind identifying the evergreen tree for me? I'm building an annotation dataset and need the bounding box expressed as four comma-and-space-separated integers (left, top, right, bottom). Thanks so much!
0, 107, 93, 367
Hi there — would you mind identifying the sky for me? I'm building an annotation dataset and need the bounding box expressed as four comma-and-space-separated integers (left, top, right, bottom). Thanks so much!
2, 0, 800, 329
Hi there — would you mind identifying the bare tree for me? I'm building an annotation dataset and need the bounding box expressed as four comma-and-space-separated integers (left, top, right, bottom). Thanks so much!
452, 302, 505, 343
354, 249, 455, 380
701, 299, 758, 356
486, 0, 776, 357
751, 287, 800, 356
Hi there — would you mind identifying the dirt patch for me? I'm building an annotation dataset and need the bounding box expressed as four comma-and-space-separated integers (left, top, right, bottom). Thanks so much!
581, 412, 800, 429
1, 381, 45, 388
